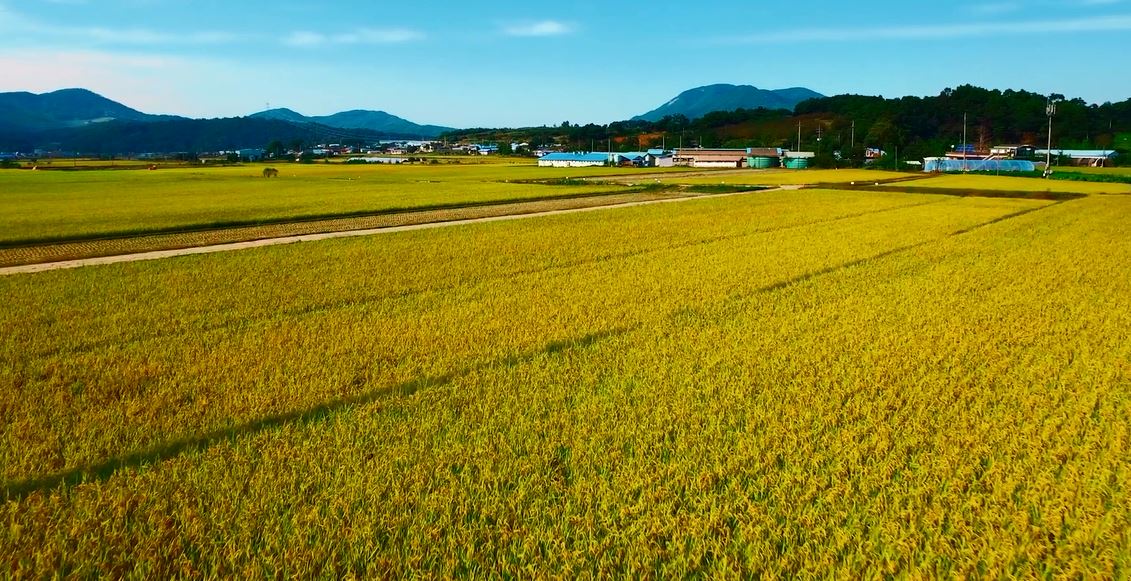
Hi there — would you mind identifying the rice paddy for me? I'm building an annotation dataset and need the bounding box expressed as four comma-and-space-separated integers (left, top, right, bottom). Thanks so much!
2, 165, 1129, 577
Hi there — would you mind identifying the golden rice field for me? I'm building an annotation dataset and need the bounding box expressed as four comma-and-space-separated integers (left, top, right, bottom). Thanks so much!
1, 181, 1129, 577
0, 163, 643, 245
656, 168, 919, 187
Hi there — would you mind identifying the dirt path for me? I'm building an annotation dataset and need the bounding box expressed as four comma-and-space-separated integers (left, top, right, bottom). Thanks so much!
0, 188, 778, 276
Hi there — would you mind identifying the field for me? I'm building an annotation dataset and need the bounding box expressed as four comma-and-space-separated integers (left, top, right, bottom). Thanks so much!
653, 168, 919, 187
3, 164, 1130, 576
893, 173, 1131, 195
0, 163, 644, 245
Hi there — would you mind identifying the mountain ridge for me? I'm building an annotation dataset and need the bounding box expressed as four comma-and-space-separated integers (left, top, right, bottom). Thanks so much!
0, 88, 185, 132
249, 108, 454, 138
634, 84, 825, 121
0, 89, 455, 141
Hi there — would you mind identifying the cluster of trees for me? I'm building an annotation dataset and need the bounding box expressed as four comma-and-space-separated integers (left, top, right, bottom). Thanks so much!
442, 85, 1131, 166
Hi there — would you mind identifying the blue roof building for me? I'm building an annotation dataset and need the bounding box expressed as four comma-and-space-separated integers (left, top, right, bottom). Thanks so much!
538, 152, 612, 167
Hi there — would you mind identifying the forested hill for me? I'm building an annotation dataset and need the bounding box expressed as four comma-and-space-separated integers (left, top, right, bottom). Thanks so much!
794, 85, 1131, 155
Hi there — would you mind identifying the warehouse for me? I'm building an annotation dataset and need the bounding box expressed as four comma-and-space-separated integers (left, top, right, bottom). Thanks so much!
673, 148, 748, 168
537, 152, 611, 168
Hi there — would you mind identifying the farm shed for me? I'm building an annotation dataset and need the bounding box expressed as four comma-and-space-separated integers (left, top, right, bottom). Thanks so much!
673, 148, 748, 168
783, 151, 815, 169
647, 148, 674, 167
746, 147, 783, 169
923, 158, 1036, 172
1035, 149, 1119, 167
537, 152, 611, 168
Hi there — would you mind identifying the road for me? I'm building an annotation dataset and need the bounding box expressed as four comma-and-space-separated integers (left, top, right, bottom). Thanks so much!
0, 188, 781, 276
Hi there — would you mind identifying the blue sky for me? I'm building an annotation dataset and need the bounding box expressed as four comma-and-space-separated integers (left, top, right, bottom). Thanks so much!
0, 0, 1128, 128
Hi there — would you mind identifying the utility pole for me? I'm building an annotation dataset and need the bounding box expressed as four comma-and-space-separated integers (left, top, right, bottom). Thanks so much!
962, 112, 968, 172
1045, 97, 1058, 178
797, 121, 802, 151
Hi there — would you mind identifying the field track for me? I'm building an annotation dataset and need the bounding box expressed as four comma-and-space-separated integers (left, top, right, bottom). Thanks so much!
0, 187, 785, 276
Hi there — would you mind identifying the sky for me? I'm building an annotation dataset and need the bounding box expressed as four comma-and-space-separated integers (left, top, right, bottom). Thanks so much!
0, 0, 1129, 128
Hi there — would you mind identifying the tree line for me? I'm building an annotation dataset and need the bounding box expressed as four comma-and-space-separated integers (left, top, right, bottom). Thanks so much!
443, 85, 1131, 166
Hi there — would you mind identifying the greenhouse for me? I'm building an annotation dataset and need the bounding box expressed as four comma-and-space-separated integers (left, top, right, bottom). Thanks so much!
923, 158, 1037, 173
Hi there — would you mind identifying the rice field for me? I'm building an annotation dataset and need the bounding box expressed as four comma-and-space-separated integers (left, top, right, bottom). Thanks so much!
892, 173, 1131, 195
655, 169, 919, 187
0, 163, 638, 245
3, 184, 1129, 576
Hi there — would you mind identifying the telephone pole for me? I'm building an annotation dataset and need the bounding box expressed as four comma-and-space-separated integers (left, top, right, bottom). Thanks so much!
1045, 97, 1058, 178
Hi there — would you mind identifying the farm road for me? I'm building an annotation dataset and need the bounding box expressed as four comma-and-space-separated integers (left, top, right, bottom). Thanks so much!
0, 187, 787, 276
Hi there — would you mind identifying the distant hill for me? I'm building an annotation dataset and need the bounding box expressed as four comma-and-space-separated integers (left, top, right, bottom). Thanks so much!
251, 108, 454, 138
0, 88, 184, 133
634, 84, 825, 121
0, 88, 457, 153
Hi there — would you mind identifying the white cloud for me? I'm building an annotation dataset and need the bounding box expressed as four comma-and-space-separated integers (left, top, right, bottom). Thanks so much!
0, 3, 243, 46
503, 20, 573, 37
723, 14, 1131, 43
283, 28, 424, 47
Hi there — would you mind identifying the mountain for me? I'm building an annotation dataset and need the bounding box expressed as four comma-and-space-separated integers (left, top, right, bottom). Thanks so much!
0, 88, 183, 133
250, 108, 453, 138
634, 84, 825, 122
0, 88, 457, 152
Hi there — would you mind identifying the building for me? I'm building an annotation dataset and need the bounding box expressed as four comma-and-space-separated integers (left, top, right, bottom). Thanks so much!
783, 151, 815, 169
747, 147, 782, 169
537, 152, 611, 168
924, 158, 1036, 172
647, 148, 675, 167
990, 145, 1036, 159
1035, 149, 1118, 167
613, 152, 650, 167
673, 148, 748, 168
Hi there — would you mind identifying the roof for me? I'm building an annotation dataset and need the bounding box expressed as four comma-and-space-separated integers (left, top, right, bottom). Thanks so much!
646, 148, 670, 156
747, 147, 782, 157
539, 152, 610, 162
1035, 149, 1117, 158
784, 151, 816, 159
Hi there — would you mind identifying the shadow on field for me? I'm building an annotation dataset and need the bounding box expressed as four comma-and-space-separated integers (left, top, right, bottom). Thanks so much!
2, 327, 635, 501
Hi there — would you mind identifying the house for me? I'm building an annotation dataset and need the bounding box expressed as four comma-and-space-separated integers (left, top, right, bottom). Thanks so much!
990, 145, 1036, 159
673, 148, 748, 168
647, 148, 675, 167
613, 152, 651, 167
945, 144, 988, 160
1035, 149, 1118, 167
537, 152, 611, 168
238, 148, 265, 161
